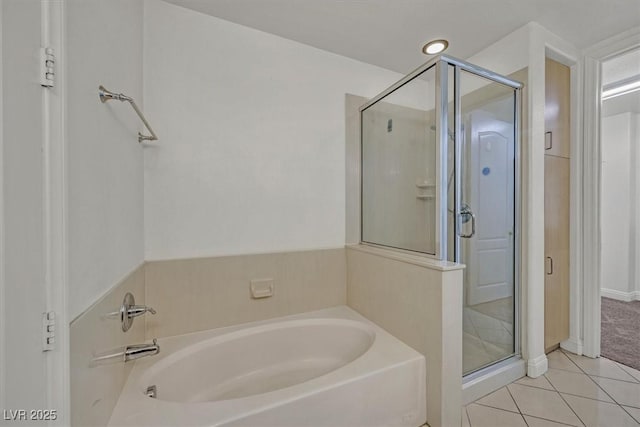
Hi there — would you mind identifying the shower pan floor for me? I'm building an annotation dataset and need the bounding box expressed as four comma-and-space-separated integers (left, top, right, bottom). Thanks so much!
464, 298, 514, 375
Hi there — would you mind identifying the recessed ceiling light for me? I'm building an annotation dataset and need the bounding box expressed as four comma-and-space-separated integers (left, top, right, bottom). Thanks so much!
422, 39, 449, 55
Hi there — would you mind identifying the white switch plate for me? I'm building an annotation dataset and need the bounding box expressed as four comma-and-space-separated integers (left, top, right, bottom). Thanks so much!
250, 279, 274, 299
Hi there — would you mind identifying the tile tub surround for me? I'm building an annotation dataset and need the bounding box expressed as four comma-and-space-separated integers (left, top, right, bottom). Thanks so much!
346, 244, 465, 427
70, 264, 146, 427
145, 248, 346, 339
465, 349, 640, 427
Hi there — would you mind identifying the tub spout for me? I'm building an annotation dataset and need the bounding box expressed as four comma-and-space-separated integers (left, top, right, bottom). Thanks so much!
124, 339, 160, 362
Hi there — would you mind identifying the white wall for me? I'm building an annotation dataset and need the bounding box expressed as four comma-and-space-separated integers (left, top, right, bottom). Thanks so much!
66, 0, 145, 319
143, 0, 413, 260
601, 112, 640, 301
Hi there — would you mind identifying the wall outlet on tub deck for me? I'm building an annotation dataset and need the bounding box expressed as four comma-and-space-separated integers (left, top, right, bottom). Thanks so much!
250, 279, 274, 299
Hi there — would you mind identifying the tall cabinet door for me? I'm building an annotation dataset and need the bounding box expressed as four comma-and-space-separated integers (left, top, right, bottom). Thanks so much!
545, 59, 571, 158
544, 155, 570, 350
544, 58, 571, 351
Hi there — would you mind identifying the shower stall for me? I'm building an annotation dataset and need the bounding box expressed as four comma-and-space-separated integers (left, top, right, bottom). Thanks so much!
360, 55, 522, 377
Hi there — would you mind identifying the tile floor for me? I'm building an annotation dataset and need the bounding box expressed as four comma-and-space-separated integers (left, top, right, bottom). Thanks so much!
463, 349, 640, 427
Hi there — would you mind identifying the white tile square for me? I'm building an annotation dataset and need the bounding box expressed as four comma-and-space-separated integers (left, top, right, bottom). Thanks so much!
466, 403, 527, 427
563, 352, 637, 382
476, 387, 519, 413
563, 394, 639, 427
548, 350, 582, 373
545, 368, 614, 402
591, 376, 640, 408
515, 375, 555, 391
507, 383, 582, 426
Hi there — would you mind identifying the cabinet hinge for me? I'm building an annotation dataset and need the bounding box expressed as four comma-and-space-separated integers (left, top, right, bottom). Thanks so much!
40, 47, 55, 88
42, 311, 56, 351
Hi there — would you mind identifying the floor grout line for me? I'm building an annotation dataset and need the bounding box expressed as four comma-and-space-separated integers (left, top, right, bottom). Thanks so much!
560, 349, 639, 383
588, 372, 640, 384
505, 384, 524, 414
542, 373, 587, 427
504, 385, 530, 426
558, 349, 590, 376
508, 382, 577, 426
620, 405, 640, 424
582, 368, 623, 405
463, 404, 471, 427
515, 378, 624, 405
472, 401, 521, 414
617, 366, 640, 384
522, 414, 579, 427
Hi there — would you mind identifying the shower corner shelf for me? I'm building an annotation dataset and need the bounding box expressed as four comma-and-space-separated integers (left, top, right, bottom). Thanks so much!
416, 182, 435, 189
416, 195, 435, 200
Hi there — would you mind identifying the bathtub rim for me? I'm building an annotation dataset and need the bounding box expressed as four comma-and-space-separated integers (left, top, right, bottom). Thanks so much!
108, 305, 426, 427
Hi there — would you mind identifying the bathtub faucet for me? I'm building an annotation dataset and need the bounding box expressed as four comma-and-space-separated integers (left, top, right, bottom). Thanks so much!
124, 339, 160, 362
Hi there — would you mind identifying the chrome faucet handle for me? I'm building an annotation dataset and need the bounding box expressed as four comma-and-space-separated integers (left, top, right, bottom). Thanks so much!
127, 305, 157, 318
119, 293, 157, 332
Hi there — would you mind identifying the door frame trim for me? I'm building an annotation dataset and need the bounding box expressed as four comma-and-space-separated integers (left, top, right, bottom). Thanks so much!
43, 0, 70, 424
0, 1, 5, 412
582, 27, 640, 358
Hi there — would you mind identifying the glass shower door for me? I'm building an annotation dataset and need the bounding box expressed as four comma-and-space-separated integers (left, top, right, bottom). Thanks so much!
359, 55, 521, 377
457, 70, 518, 375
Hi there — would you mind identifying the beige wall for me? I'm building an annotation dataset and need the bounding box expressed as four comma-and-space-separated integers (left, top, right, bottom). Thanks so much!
145, 248, 347, 339
346, 245, 464, 427
70, 264, 145, 427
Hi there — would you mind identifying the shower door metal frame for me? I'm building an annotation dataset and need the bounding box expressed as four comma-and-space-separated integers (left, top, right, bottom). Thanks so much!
453, 64, 523, 377
360, 54, 523, 377
359, 54, 522, 261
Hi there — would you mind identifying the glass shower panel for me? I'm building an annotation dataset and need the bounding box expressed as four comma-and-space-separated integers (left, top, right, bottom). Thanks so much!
361, 66, 438, 255
457, 70, 517, 375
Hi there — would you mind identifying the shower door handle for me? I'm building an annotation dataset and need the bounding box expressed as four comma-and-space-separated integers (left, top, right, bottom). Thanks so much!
458, 205, 476, 239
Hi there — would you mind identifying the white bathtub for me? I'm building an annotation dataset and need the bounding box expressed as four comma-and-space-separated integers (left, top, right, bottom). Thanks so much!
108, 306, 426, 427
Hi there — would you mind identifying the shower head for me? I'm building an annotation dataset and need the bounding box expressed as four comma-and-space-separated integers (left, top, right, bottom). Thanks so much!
99, 85, 133, 103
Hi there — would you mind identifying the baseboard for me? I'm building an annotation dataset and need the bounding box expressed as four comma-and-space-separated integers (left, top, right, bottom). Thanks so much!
601, 288, 640, 302
561, 336, 583, 355
526, 354, 548, 378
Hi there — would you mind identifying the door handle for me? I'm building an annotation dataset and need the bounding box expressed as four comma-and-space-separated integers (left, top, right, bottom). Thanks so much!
459, 205, 476, 239
545, 131, 553, 150
546, 256, 553, 275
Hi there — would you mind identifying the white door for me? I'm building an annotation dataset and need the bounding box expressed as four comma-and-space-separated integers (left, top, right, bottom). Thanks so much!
463, 109, 515, 306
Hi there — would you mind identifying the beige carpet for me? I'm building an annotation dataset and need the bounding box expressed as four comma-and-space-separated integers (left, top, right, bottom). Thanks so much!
601, 297, 640, 371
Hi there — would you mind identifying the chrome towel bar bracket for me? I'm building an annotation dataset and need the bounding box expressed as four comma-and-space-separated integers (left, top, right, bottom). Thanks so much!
98, 85, 158, 143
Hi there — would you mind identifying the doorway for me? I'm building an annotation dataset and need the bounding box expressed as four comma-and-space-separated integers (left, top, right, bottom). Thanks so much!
599, 47, 640, 371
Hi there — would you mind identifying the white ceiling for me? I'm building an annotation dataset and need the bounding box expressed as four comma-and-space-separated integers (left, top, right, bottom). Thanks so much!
165, 0, 640, 74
